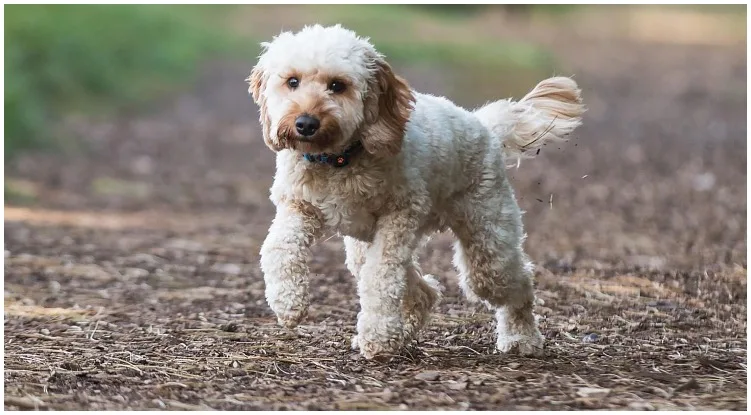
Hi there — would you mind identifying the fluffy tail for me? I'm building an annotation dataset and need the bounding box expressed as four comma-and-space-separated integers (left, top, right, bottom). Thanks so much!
473, 76, 586, 166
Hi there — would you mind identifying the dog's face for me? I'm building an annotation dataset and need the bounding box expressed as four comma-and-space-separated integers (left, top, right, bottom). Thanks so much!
248, 25, 414, 156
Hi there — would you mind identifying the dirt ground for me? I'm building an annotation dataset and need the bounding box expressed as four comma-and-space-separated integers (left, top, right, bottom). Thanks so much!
4, 11, 747, 410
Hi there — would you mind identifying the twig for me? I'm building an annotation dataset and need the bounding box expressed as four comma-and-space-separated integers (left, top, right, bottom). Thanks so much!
327, 377, 348, 386
88, 320, 100, 341
104, 356, 143, 374
305, 360, 335, 371
452, 345, 482, 356
520, 115, 560, 151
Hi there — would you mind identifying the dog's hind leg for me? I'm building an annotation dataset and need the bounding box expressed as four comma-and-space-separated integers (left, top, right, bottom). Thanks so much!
449, 180, 543, 356
344, 236, 441, 349
402, 260, 442, 343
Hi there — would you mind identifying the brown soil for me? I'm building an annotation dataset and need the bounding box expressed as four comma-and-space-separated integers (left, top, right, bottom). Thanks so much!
4, 15, 746, 411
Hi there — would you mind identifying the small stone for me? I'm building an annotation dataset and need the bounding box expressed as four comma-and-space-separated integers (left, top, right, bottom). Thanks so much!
577, 387, 610, 398
40, 328, 50, 335
220, 322, 240, 332
448, 381, 468, 390
508, 362, 521, 369
415, 371, 440, 381
628, 401, 655, 410
582, 333, 600, 343
48, 281, 62, 294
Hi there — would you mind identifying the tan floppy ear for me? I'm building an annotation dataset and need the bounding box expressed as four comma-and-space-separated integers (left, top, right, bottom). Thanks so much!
246, 66, 282, 152
361, 59, 415, 157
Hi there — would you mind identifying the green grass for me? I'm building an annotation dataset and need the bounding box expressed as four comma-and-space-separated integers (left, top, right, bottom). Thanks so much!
4, 4, 558, 164
5, 5, 239, 161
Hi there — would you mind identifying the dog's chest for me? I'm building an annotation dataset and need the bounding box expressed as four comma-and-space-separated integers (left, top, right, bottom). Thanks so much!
278, 163, 387, 242
311, 180, 381, 241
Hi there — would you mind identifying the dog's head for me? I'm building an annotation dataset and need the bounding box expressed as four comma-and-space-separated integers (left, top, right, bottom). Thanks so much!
247, 24, 414, 156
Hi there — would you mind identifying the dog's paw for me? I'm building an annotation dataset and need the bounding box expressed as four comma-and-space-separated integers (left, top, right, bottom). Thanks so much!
356, 335, 402, 360
266, 290, 309, 328
496, 331, 544, 356
266, 293, 309, 328
355, 313, 405, 360
274, 307, 308, 329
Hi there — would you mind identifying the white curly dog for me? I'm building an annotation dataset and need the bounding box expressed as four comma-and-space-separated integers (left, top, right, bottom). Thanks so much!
248, 24, 585, 359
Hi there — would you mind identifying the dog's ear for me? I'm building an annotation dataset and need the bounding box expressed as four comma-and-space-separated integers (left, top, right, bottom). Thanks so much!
247, 65, 283, 152
361, 58, 415, 157
247, 65, 265, 104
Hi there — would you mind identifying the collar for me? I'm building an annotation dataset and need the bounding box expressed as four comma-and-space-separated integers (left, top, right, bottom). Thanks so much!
302, 141, 364, 168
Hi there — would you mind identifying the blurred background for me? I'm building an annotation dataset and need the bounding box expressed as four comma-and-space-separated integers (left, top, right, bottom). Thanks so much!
4, 5, 747, 410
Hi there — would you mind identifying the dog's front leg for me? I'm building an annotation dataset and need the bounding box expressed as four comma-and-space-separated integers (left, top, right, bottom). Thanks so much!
259, 201, 323, 328
355, 209, 420, 359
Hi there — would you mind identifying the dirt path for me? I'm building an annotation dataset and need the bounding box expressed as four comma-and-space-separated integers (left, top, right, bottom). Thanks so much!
4, 18, 746, 410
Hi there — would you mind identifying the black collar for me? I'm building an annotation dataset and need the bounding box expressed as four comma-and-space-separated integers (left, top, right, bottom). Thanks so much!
302, 141, 364, 168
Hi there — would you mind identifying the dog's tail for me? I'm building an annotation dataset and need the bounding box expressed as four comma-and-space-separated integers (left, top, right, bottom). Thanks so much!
473, 76, 585, 167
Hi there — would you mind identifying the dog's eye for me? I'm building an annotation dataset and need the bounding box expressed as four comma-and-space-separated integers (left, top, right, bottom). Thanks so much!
287, 77, 300, 89
328, 80, 346, 94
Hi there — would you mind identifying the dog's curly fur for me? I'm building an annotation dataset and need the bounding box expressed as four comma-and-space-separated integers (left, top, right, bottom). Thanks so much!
248, 24, 585, 359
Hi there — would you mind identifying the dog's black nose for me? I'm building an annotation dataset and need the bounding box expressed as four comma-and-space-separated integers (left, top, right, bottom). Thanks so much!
295, 115, 320, 137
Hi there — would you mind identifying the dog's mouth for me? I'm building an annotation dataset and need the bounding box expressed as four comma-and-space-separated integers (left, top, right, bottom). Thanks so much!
277, 120, 344, 153
285, 130, 330, 146
291, 134, 338, 154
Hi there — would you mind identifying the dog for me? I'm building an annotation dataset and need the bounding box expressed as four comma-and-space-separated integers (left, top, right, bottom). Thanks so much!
248, 24, 585, 359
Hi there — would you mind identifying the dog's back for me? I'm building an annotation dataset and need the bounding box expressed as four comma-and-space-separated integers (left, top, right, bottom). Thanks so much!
400, 92, 500, 200
397, 79, 585, 204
